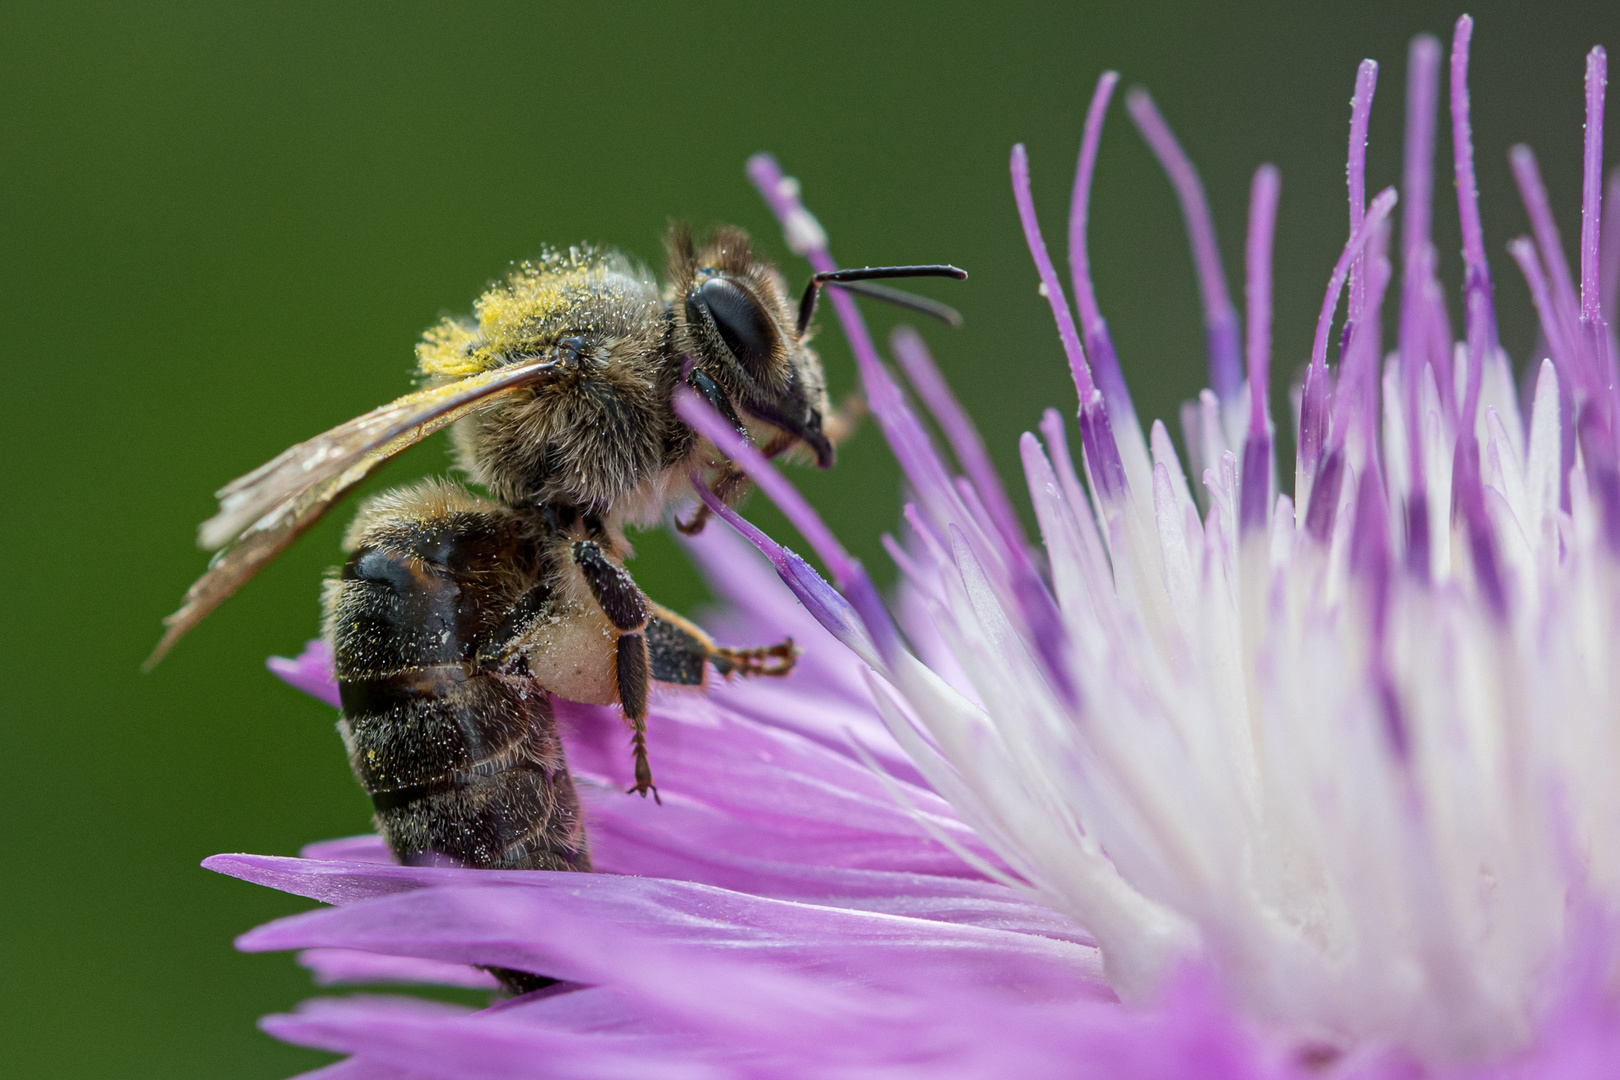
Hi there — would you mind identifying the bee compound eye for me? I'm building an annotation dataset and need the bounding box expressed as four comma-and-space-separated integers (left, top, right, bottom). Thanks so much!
694, 277, 778, 374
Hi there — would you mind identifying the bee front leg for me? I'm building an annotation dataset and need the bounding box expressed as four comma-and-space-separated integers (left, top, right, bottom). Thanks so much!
675, 461, 750, 535
676, 367, 750, 536
677, 390, 866, 534
571, 539, 659, 802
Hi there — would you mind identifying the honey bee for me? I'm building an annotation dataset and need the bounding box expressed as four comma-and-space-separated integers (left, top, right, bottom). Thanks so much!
150, 225, 963, 888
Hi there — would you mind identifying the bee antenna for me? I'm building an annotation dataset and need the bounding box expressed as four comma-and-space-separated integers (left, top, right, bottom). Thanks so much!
796, 264, 967, 337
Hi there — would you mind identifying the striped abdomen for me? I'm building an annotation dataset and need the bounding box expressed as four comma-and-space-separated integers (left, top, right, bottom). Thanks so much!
323, 488, 589, 872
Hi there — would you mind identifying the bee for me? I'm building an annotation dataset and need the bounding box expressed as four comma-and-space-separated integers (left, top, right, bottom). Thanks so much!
149, 225, 963, 884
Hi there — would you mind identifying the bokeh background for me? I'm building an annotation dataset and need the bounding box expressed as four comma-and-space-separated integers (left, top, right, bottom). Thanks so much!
3, 1, 1615, 1075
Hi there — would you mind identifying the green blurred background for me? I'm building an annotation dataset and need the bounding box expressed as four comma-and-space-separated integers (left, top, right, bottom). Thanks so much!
3, 1, 1614, 1075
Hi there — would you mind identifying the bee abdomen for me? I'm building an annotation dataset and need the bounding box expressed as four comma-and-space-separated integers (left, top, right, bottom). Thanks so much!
371, 755, 589, 871
341, 670, 587, 871
324, 490, 590, 872
339, 668, 540, 789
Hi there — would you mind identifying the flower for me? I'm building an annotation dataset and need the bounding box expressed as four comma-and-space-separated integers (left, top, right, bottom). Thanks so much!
207, 14, 1620, 1077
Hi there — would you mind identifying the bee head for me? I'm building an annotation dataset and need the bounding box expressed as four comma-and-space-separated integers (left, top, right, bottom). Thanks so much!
670, 225, 834, 468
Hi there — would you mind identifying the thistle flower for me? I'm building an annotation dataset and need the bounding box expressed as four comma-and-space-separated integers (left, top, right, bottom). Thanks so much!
208, 15, 1620, 1077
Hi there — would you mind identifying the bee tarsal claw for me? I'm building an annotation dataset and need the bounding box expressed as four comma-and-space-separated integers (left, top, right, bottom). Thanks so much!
625, 780, 662, 805
628, 730, 660, 804
673, 505, 711, 535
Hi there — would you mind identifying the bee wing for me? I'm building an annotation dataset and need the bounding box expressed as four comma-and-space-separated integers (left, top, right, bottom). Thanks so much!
201, 359, 564, 548
146, 358, 564, 668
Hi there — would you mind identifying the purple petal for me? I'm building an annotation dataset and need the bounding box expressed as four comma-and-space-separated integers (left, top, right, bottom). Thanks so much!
1125, 88, 1244, 406
1575, 404, 1620, 553
1299, 185, 1397, 494
1401, 34, 1441, 278
268, 638, 340, 709
584, 830, 1090, 943
1245, 163, 1280, 438
1451, 439, 1508, 615
1349, 467, 1392, 636
578, 763, 990, 882
1511, 234, 1579, 372
284, 1055, 444, 1080
1603, 168, 1620, 325
676, 392, 898, 664
1239, 431, 1272, 535
301, 835, 393, 863
229, 875, 1109, 1000
890, 326, 1027, 556
1067, 71, 1136, 423
263, 989, 712, 1080
298, 948, 499, 989
1448, 14, 1494, 330
1304, 446, 1345, 542
1581, 47, 1607, 325
676, 395, 854, 586
553, 697, 999, 877
1311, 187, 1400, 385
1346, 59, 1379, 327
1399, 34, 1444, 501
1009, 143, 1099, 410
1510, 146, 1583, 360
692, 477, 882, 667
1450, 14, 1501, 428
262, 962, 1319, 1080
677, 520, 861, 686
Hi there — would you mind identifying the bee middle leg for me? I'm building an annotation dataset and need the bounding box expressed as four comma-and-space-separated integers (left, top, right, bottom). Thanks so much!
570, 538, 647, 633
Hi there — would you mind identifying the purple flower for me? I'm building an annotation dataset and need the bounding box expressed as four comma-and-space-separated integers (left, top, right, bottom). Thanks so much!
212, 15, 1620, 1077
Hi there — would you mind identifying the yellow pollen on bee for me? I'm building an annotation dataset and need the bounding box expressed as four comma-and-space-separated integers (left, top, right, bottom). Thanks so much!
416, 255, 613, 381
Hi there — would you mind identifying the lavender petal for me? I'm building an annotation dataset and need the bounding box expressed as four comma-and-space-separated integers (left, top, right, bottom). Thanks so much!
232, 877, 1110, 999
1125, 88, 1244, 406
298, 948, 499, 990
267, 638, 340, 709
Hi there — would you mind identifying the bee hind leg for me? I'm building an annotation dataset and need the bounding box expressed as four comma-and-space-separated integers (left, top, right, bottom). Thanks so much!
613, 631, 659, 804
647, 604, 798, 684
710, 638, 797, 678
